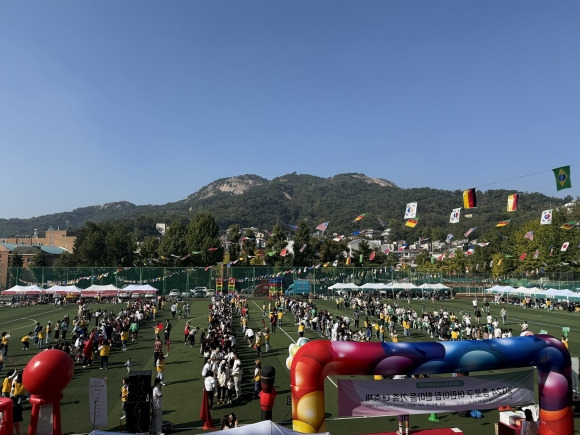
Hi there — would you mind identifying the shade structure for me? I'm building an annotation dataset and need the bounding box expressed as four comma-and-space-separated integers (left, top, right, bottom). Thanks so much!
45, 285, 82, 295
82, 284, 121, 297
1, 285, 44, 295
359, 282, 389, 291
328, 283, 360, 290
122, 284, 158, 295
390, 282, 419, 290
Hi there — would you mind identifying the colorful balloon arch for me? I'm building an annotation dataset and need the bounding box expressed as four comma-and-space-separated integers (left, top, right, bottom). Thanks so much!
290, 335, 572, 435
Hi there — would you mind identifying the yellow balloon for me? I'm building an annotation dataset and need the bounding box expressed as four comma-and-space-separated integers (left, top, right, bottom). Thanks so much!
286, 355, 293, 370
292, 419, 317, 434
296, 391, 325, 430
290, 344, 300, 356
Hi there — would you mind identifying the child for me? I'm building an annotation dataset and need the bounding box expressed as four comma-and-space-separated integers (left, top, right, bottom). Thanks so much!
36, 327, 44, 348
11, 373, 26, 404
45, 322, 52, 343
156, 354, 166, 385
21, 332, 32, 351
125, 358, 133, 374
120, 328, 129, 351
120, 377, 129, 420
226, 375, 235, 403
263, 328, 270, 353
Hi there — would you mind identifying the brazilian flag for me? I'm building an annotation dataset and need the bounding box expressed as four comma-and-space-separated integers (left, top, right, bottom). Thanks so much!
553, 166, 571, 190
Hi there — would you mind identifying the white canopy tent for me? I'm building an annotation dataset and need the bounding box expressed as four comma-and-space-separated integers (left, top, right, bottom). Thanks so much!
89, 420, 330, 435
359, 282, 389, 292
45, 285, 82, 295
122, 284, 158, 295
82, 284, 121, 297
1, 285, 45, 295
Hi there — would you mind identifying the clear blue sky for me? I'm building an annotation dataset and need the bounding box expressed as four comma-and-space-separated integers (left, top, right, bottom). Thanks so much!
1, 1, 578, 219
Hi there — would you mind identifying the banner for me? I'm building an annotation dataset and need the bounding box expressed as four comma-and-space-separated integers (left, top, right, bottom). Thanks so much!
338, 370, 534, 416
404, 202, 417, 219
89, 377, 108, 428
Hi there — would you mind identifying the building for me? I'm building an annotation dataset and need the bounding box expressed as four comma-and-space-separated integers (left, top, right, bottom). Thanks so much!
0, 229, 75, 289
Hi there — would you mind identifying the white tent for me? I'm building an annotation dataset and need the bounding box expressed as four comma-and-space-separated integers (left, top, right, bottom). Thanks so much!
82, 284, 121, 297
390, 282, 418, 290
1, 285, 44, 295
328, 283, 359, 290
45, 285, 82, 295
89, 420, 330, 435
360, 282, 389, 291
122, 284, 158, 294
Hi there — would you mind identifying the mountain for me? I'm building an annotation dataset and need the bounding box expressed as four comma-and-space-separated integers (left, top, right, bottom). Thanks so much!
0, 173, 570, 239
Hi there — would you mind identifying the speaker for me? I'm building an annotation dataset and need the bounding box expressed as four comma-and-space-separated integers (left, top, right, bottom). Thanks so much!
126, 370, 152, 433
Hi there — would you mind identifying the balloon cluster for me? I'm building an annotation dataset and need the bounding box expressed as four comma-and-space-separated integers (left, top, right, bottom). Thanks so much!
286, 337, 310, 370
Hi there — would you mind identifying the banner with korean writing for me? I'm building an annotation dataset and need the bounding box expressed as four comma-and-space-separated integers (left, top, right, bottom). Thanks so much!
338, 370, 534, 416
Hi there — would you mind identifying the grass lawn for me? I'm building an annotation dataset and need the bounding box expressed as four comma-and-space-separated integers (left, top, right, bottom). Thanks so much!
1, 295, 580, 434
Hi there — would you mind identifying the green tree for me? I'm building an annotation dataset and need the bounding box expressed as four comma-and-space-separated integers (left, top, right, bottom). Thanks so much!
292, 221, 317, 266
139, 236, 160, 266
9, 252, 23, 267
241, 228, 257, 266
265, 224, 291, 266
186, 212, 223, 267
227, 224, 242, 264
30, 249, 48, 267
159, 219, 188, 266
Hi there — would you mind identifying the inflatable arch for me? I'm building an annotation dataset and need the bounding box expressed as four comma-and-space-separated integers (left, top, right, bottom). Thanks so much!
290, 335, 573, 435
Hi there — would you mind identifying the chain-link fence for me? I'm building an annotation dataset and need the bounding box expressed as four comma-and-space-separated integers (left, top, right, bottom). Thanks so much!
5, 267, 580, 295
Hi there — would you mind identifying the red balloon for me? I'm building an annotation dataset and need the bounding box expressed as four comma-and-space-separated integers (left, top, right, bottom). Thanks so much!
23, 349, 75, 397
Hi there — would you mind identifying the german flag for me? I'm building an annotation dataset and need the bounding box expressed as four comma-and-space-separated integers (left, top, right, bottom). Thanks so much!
463, 188, 477, 209
496, 219, 511, 227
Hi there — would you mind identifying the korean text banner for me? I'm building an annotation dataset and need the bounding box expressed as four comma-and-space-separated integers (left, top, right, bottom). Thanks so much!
338, 370, 534, 416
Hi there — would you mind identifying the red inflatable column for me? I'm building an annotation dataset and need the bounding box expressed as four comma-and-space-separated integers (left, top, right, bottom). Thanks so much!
0, 397, 14, 435
22, 349, 75, 435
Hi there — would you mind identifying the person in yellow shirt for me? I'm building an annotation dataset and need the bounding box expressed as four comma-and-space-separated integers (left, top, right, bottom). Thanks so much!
263, 328, 271, 353
11, 373, 26, 404
21, 332, 32, 350
391, 330, 399, 343
298, 322, 305, 338
156, 354, 166, 385
561, 335, 569, 350
2, 369, 17, 398
99, 340, 111, 369
45, 322, 52, 343
277, 310, 284, 327
36, 328, 44, 348
120, 377, 129, 420
120, 328, 129, 351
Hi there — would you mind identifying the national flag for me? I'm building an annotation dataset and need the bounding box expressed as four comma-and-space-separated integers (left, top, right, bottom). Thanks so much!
378, 218, 386, 227
533, 249, 539, 259
549, 245, 554, 255
524, 231, 534, 241
446, 233, 454, 243
398, 244, 407, 251
332, 260, 338, 267
384, 248, 391, 255
405, 218, 419, 228
299, 243, 307, 253
333, 235, 345, 241
465, 214, 473, 218
448, 251, 456, 259
288, 224, 299, 231
404, 202, 417, 219
359, 254, 363, 263
540, 210, 552, 225
519, 252, 527, 261
463, 188, 477, 209
560, 221, 576, 230
465, 246, 474, 255
369, 251, 376, 261
449, 208, 461, 224
507, 194, 519, 212
489, 260, 493, 267
437, 253, 446, 261
477, 242, 489, 247
280, 248, 288, 257
353, 213, 366, 222
464, 227, 476, 238
191, 251, 203, 254
496, 219, 511, 227
316, 222, 329, 232
208, 247, 218, 251
553, 165, 571, 191
561, 242, 569, 252
345, 257, 351, 265
498, 259, 503, 265
351, 230, 363, 236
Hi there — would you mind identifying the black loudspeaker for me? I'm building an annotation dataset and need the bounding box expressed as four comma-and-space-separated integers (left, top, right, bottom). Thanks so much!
126, 370, 152, 433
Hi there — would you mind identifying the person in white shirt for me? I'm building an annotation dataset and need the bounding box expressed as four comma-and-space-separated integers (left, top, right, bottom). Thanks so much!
244, 328, 254, 347
204, 371, 217, 410
151, 379, 163, 435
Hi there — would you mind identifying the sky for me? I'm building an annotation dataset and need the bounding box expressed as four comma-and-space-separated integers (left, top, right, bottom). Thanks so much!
1, 0, 579, 219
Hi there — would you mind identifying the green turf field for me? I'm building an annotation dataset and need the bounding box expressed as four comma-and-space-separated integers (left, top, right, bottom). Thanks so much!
1, 295, 580, 434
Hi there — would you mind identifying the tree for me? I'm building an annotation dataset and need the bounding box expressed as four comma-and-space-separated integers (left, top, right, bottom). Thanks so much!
186, 213, 223, 267
158, 219, 188, 266
292, 221, 317, 266
139, 236, 160, 266
30, 249, 48, 267
9, 252, 23, 267
264, 224, 291, 266
227, 224, 242, 264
